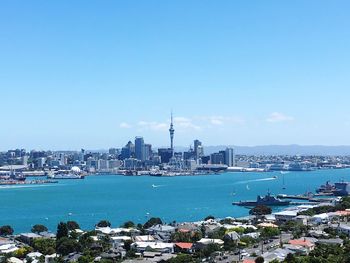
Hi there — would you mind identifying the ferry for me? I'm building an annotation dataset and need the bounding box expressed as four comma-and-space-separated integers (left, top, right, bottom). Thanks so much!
47, 167, 85, 179
233, 191, 291, 206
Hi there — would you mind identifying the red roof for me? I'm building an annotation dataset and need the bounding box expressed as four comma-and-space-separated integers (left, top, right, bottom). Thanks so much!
243, 260, 255, 263
289, 239, 314, 248
175, 242, 193, 249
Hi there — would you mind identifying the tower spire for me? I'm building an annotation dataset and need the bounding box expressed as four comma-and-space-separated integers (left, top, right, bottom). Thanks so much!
169, 111, 175, 156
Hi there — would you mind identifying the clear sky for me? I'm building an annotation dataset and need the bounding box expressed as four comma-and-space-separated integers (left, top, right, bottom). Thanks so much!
1, 1, 350, 150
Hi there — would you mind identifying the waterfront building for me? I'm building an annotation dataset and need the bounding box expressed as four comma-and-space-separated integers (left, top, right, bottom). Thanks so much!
194, 140, 204, 160
158, 148, 173, 163
144, 144, 152, 161
120, 141, 135, 160
210, 152, 225, 165
135, 137, 145, 161
124, 158, 138, 170
98, 159, 109, 171
224, 147, 235, 167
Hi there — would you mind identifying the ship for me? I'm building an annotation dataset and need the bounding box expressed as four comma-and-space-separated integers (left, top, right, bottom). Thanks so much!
232, 191, 291, 206
316, 181, 336, 194
49, 173, 84, 179
47, 166, 84, 179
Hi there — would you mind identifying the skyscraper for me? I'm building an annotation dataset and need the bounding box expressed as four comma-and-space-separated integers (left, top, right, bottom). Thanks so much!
194, 139, 203, 160
135, 137, 145, 161
169, 112, 175, 156
225, 148, 235, 167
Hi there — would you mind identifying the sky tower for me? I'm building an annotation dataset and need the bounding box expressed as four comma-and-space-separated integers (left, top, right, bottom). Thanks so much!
169, 112, 175, 156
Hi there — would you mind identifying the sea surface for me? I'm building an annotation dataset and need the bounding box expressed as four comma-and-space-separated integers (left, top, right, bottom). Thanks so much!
0, 169, 349, 233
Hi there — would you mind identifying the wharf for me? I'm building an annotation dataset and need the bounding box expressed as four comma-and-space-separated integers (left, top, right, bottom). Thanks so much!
277, 194, 336, 203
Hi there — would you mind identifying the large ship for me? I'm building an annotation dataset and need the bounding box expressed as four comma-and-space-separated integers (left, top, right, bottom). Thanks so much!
233, 191, 291, 206
47, 167, 85, 179
316, 181, 336, 194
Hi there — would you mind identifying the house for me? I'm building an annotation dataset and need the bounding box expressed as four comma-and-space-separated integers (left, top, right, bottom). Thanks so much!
224, 231, 240, 242
146, 225, 176, 241
174, 242, 194, 253
311, 213, 329, 224
44, 254, 57, 263
294, 215, 310, 225
288, 238, 315, 252
316, 238, 344, 247
110, 236, 132, 248
274, 211, 298, 223
8, 257, 23, 263
19, 233, 42, 244
262, 248, 294, 262
336, 223, 350, 237
134, 235, 155, 242
131, 242, 174, 253
195, 238, 224, 250
0, 243, 18, 254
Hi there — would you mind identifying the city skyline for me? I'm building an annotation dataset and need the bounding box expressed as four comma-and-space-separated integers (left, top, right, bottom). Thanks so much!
1, 1, 350, 150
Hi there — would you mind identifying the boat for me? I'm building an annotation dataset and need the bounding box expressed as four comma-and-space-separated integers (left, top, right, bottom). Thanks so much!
49, 173, 84, 179
316, 181, 336, 194
47, 166, 84, 179
233, 191, 291, 206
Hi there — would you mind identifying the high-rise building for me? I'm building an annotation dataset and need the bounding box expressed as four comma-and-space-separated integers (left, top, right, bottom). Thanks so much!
135, 136, 145, 161
225, 148, 235, 167
158, 148, 173, 163
194, 139, 204, 160
144, 144, 152, 161
210, 152, 225, 164
169, 112, 175, 156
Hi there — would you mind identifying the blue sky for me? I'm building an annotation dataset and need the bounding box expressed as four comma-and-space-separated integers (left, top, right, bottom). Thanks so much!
1, 1, 350, 150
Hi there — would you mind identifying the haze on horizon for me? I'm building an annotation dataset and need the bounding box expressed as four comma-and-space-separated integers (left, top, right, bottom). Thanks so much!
1, 1, 350, 150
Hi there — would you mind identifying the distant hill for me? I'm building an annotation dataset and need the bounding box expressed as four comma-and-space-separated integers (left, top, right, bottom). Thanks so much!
174, 145, 350, 156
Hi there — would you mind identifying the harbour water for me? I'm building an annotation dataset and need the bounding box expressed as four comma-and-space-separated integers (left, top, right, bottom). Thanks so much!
0, 169, 349, 233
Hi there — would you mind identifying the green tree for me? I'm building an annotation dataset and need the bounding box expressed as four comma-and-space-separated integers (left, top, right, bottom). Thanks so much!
260, 227, 280, 239
31, 224, 48, 234
167, 254, 196, 263
32, 238, 56, 255
96, 220, 111, 228
255, 256, 264, 263
122, 221, 135, 228
0, 225, 14, 236
67, 221, 80, 230
56, 237, 81, 256
249, 205, 272, 216
143, 217, 162, 229
56, 222, 68, 239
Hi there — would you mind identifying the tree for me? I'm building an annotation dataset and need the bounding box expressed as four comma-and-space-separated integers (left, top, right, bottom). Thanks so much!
0, 225, 14, 236
67, 221, 80, 230
260, 227, 280, 239
32, 238, 56, 255
122, 221, 135, 228
56, 222, 68, 239
249, 205, 272, 216
143, 217, 162, 229
56, 237, 81, 256
96, 220, 111, 228
255, 256, 264, 263
204, 215, 215, 221
31, 224, 48, 234
167, 254, 196, 263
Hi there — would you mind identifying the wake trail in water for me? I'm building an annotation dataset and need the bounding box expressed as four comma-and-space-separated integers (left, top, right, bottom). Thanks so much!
233, 177, 277, 185
0, 184, 61, 190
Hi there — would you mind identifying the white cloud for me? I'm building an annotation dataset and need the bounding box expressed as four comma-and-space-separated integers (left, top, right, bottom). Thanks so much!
266, 112, 294, 123
197, 116, 245, 126
174, 116, 201, 131
119, 122, 132, 128
137, 121, 168, 131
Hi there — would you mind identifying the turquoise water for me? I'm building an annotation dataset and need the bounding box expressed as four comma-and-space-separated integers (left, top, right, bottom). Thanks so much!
0, 169, 349, 233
